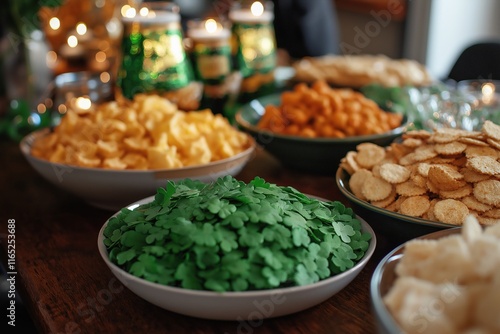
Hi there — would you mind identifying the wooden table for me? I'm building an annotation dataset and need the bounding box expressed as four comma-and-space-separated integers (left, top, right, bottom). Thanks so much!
0, 139, 441, 334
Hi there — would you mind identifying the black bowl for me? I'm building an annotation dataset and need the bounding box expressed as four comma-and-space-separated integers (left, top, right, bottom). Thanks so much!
235, 93, 408, 175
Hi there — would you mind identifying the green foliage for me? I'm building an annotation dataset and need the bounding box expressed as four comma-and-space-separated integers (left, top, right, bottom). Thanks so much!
103, 176, 372, 292
7, 0, 64, 37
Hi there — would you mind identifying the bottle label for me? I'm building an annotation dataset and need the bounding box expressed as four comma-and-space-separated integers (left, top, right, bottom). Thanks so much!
117, 26, 193, 99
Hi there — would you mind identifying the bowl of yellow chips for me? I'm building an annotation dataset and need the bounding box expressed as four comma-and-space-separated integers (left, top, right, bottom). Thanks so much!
20, 94, 255, 210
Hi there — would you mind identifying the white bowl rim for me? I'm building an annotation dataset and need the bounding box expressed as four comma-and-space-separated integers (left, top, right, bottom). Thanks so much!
97, 196, 377, 298
20, 128, 256, 174
235, 92, 409, 144
370, 227, 462, 333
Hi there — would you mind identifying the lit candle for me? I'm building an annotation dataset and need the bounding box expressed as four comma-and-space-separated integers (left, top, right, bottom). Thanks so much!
59, 35, 86, 59
480, 82, 497, 105
187, 19, 232, 99
121, 4, 180, 25
116, 2, 195, 102
187, 19, 231, 41
228, 1, 277, 99
228, 1, 274, 23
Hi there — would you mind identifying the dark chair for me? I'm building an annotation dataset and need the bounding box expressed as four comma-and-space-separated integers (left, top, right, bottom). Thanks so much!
446, 41, 500, 82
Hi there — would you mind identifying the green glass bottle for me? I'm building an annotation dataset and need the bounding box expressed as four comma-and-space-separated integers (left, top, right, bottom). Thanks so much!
116, 3, 194, 100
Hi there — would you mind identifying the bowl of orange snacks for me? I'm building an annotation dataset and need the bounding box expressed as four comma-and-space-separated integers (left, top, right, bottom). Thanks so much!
235, 80, 408, 174
20, 94, 255, 211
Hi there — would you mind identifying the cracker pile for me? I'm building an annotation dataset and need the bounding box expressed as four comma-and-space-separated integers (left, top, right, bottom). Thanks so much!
292, 54, 433, 88
384, 215, 500, 333
340, 120, 500, 226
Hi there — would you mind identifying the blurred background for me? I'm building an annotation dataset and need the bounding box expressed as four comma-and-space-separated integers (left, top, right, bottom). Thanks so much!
2, 0, 500, 116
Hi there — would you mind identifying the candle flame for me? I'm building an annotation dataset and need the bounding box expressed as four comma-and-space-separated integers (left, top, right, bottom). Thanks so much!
67, 35, 78, 48
205, 19, 218, 33
76, 23, 87, 35
49, 17, 60, 30
251, 1, 264, 16
481, 82, 496, 105
76, 97, 92, 110
482, 82, 495, 96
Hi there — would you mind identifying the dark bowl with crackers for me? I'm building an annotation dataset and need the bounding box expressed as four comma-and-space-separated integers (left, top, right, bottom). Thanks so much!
336, 121, 500, 241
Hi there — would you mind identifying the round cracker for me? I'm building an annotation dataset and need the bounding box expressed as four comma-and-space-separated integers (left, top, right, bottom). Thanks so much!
434, 141, 467, 155
403, 129, 431, 140
440, 184, 472, 199
482, 120, 500, 141
361, 175, 393, 201
465, 145, 498, 158
429, 131, 459, 144
395, 180, 427, 196
355, 143, 386, 169
427, 165, 466, 191
476, 216, 500, 226
379, 163, 411, 184
371, 188, 397, 208
484, 208, 500, 219
399, 195, 431, 217
433, 199, 470, 225
473, 179, 500, 206
348, 169, 372, 201
486, 138, 500, 150
345, 151, 360, 173
460, 167, 491, 183
467, 156, 500, 175
462, 195, 493, 213
402, 138, 423, 148
459, 137, 489, 147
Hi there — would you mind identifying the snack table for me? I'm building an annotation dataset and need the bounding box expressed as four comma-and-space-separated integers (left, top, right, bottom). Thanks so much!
0, 139, 438, 334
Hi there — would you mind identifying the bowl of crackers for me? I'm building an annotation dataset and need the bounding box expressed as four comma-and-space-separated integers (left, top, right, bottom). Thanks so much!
20, 94, 255, 211
336, 120, 500, 237
371, 214, 500, 334
235, 80, 408, 174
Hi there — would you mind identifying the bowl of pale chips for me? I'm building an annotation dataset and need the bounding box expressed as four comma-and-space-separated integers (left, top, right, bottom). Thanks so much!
235, 80, 408, 174
98, 176, 376, 320
371, 215, 500, 334
20, 94, 256, 210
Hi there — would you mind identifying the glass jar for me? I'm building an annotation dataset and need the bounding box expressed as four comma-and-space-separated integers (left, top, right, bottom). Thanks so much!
229, 1, 277, 102
116, 1, 200, 109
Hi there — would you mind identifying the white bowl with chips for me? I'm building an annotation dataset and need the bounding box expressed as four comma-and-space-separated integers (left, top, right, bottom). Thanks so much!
371, 216, 500, 334
370, 228, 460, 334
97, 196, 377, 320
20, 129, 256, 210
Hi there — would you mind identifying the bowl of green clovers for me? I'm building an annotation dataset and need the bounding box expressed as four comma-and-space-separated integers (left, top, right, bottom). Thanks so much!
98, 175, 376, 320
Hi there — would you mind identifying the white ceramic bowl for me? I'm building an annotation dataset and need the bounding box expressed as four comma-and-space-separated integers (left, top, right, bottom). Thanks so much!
20, 129, 256, 211
370, 228, 460, 334
97, 196, 377, 320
